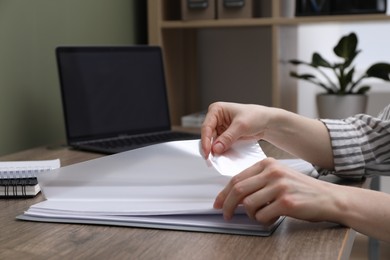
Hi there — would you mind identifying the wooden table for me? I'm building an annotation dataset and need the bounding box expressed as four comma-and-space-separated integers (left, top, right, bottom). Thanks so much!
0, 141, 361, 259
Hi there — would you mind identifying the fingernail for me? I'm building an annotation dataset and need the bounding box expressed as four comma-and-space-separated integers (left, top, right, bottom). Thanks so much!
202, 149, 208, 159
213, 142, 225, 154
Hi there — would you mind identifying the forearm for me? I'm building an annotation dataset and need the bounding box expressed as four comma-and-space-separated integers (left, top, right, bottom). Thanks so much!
330, 184, 390, 242
263, 108, 334, 169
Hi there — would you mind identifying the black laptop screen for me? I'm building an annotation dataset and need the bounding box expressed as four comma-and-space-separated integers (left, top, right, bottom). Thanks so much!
56, 46, 171, 141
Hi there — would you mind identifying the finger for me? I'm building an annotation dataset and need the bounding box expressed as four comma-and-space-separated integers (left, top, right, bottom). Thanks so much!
243, 159, 292, 222
216, 161, 267, 220
242, 182, 279, 220
214, 160, 267, 209
200, 125, 214, 159
211, 122, 243, 155
254, 199, 285, 226
239, 159, 281, 218
201, 112, 218, 159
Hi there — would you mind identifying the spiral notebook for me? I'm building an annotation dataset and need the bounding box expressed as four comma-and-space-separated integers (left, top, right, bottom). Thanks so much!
0, 159, 60, 197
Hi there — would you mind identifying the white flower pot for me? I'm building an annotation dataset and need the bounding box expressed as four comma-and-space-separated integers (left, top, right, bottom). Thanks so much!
316, 94, 368, 119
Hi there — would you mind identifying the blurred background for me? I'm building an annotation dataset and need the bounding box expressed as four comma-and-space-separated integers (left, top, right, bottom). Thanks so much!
0, 0, 147, 156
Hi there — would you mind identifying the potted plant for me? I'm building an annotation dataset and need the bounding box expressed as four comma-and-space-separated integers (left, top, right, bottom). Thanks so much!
289, 32, 390, 119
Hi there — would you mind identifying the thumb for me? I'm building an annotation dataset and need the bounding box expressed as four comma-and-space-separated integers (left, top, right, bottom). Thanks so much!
212, 128, 240, 155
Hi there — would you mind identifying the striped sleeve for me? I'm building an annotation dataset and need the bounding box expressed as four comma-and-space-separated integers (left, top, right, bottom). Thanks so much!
317, 104, 390, 177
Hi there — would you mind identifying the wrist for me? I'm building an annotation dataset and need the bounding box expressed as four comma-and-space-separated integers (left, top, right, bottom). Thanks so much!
262, 107, 293, 143
321, 183, 352, 224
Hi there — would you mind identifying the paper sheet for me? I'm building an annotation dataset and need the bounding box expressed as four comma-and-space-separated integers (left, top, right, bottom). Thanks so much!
35, 139, 265, 215
208, 140, 265, 176
19, 140, 318, 236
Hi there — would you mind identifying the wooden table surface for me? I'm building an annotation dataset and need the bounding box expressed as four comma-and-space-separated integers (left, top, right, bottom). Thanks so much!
0, 141, 361, 259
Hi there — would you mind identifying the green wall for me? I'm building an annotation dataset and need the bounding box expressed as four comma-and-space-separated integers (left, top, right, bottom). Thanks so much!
0, 0, 146, 155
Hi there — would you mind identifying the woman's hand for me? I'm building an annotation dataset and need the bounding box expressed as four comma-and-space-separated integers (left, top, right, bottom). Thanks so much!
201, 102, 272, 159
214, 158, 339, 225
201, 101, 334, 169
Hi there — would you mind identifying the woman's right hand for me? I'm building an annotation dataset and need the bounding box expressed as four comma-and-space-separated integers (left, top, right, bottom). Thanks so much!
201, 102, 273, 159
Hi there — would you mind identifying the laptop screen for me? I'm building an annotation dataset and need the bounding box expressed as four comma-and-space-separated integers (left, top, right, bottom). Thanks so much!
56, 46, 171, 142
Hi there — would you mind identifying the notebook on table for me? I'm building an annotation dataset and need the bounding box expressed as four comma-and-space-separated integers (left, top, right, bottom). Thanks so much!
0, 159, 60, 197
56, 46, 200, 154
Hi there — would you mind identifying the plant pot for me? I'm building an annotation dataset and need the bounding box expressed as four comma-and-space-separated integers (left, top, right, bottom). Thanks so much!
316, 94, 368, 119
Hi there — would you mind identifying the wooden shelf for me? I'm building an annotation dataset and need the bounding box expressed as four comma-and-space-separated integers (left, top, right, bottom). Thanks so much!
148, 0, 390, 125
161, 18, 276, 28
161, 14, 390, 29
279, 13, 390, 25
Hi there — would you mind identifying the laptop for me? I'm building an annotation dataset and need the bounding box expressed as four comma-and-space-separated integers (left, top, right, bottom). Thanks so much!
56, 46, 200, 154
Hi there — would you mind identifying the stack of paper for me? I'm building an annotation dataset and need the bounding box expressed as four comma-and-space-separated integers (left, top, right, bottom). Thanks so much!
18, 140, 314, 236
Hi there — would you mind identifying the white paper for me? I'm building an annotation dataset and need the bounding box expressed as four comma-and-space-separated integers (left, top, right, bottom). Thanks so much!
22, 207, 282, 232
208, 140, 265, 176
278, 159, 319, 178
34, 139, 266, 216
0, 159, 60, 179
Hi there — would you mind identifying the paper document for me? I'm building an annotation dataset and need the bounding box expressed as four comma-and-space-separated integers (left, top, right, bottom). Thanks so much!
31, 139, 264, 215
18, 140, 314, 236
278, 159, 319, 178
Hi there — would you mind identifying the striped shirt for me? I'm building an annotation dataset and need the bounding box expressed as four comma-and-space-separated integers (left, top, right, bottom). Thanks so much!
317, 104, 390, 177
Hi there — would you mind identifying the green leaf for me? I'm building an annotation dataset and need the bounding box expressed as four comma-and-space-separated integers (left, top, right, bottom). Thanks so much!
289, 59, 304, 65
343, 50, 360, 68
290, 71, 316, 80
333, 32, 358, 60
333, 62, 344, 69
345, 67, 354, 83
356, 85, 371, 94
366, 63, 390, 80
290, 71, 334, 92
311, 53, 332, 68
341, 67, 354, 92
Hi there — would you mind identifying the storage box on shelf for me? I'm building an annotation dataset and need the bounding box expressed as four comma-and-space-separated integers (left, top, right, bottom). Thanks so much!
181, 0, 216, 21
217, 0, 253, 19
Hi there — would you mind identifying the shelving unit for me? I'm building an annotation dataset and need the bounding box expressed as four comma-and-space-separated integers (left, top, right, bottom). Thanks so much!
147, 0, 390, 124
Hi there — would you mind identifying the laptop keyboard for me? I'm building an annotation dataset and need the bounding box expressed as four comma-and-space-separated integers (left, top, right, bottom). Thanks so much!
80, 132, 200, 151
